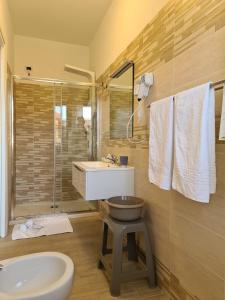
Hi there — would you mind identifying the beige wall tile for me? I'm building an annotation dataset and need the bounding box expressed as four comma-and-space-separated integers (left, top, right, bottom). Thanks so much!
215, 153, 225, 198
170, 212, 225, 279
147, 204, 171, 269
148, 59, 174, 102
97, 0, 225, 298
170, 246, 224, 300
171, 191, 225, 239
172, 29, 217, 93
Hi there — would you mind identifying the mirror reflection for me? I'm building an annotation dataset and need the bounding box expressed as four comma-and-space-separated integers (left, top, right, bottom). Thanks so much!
109, 63, 134, 139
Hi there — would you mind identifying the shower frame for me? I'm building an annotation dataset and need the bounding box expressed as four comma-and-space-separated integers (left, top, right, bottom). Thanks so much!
11, 75, 97, 220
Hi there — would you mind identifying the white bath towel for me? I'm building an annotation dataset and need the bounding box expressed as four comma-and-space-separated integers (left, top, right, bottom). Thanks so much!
172, 82, 216, 203
149, 96, 174, 190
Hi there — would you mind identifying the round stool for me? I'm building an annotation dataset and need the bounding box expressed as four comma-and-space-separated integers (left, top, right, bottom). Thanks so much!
98, 215, 156, 296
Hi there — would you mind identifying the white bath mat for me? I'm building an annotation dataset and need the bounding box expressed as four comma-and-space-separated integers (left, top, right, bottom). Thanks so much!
12, 215, 73, 240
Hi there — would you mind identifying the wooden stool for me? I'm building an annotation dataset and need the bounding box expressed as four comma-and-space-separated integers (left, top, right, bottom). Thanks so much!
98, 215, 156, 296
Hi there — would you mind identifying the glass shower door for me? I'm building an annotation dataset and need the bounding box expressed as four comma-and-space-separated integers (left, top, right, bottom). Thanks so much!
54, 84, 98, 214
13, 80, 98, 219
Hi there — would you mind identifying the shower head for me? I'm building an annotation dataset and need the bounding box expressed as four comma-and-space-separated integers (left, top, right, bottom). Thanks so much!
64, 64, 95, 83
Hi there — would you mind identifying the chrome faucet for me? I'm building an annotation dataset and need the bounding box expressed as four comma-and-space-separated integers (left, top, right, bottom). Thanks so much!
105, 153, 118, 164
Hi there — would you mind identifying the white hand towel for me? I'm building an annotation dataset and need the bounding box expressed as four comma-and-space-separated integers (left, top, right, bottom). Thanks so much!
219, 84, 225, 141
149, 97, 174, 190
172, 82, 216, 203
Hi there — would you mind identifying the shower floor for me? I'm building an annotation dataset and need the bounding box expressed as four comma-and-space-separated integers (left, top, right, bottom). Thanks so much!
13, 199, 98, 219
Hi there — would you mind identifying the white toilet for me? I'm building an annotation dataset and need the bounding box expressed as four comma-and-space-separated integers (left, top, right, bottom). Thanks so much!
0, 252, 74, 300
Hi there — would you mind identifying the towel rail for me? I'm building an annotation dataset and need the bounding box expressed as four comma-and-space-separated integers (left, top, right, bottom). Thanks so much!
211, 79, 225, 89
147, 80, 225, 108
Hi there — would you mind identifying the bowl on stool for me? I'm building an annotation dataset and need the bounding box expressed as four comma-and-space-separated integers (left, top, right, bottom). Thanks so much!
105, 196, 144, 221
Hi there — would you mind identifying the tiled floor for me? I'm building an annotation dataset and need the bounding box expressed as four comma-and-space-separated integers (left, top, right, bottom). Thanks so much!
13, 199, 98, 218
0, 216, 169, 300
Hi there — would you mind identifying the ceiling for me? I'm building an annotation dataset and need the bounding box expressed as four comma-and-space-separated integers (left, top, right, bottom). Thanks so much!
8, 0, 112, 46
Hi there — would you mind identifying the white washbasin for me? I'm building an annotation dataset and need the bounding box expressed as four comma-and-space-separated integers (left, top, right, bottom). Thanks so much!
81, 161, 119, 169
74, 161, 134, 172
0, 252, 74, 300
72, 161, 134, 200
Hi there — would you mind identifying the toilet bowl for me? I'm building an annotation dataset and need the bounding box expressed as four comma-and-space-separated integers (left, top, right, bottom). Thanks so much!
0, 252, 74, 300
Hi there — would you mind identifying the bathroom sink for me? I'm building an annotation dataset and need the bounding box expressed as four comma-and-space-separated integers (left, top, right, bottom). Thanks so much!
75, 161, 132, 171
80, 161, 119, 169
72, 161, 134, 200
0, 252, 74, 300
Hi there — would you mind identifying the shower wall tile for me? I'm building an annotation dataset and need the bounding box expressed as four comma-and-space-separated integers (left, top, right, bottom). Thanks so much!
97, 0, 225, 299
14, 83, 54, 204
14, 83, 90, 205
33, 85, 54, 202
15, 83, 35, 203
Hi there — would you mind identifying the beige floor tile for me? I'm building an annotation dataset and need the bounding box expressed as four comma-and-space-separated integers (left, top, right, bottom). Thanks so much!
0, 216, 168, 300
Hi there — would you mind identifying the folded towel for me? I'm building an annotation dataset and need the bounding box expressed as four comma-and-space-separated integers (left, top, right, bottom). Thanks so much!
219, 84, 225, 140
149, 97, 174, 190
172, 82, 216, 203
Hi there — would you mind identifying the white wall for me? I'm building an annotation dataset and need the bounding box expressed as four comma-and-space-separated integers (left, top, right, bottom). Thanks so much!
14, 35, 91, 82
0, 0, 14, 237
0, 0, 14, 68
90, 0, 169, 78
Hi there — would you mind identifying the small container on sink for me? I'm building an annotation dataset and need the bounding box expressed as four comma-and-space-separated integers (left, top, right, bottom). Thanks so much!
119, 156, 128, 166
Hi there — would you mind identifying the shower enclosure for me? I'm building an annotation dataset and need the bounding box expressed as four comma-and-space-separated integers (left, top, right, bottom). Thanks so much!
12, 77, 98, 219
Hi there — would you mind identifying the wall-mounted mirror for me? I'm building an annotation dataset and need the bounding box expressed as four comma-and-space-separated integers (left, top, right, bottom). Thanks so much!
109, 61, 134, 139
